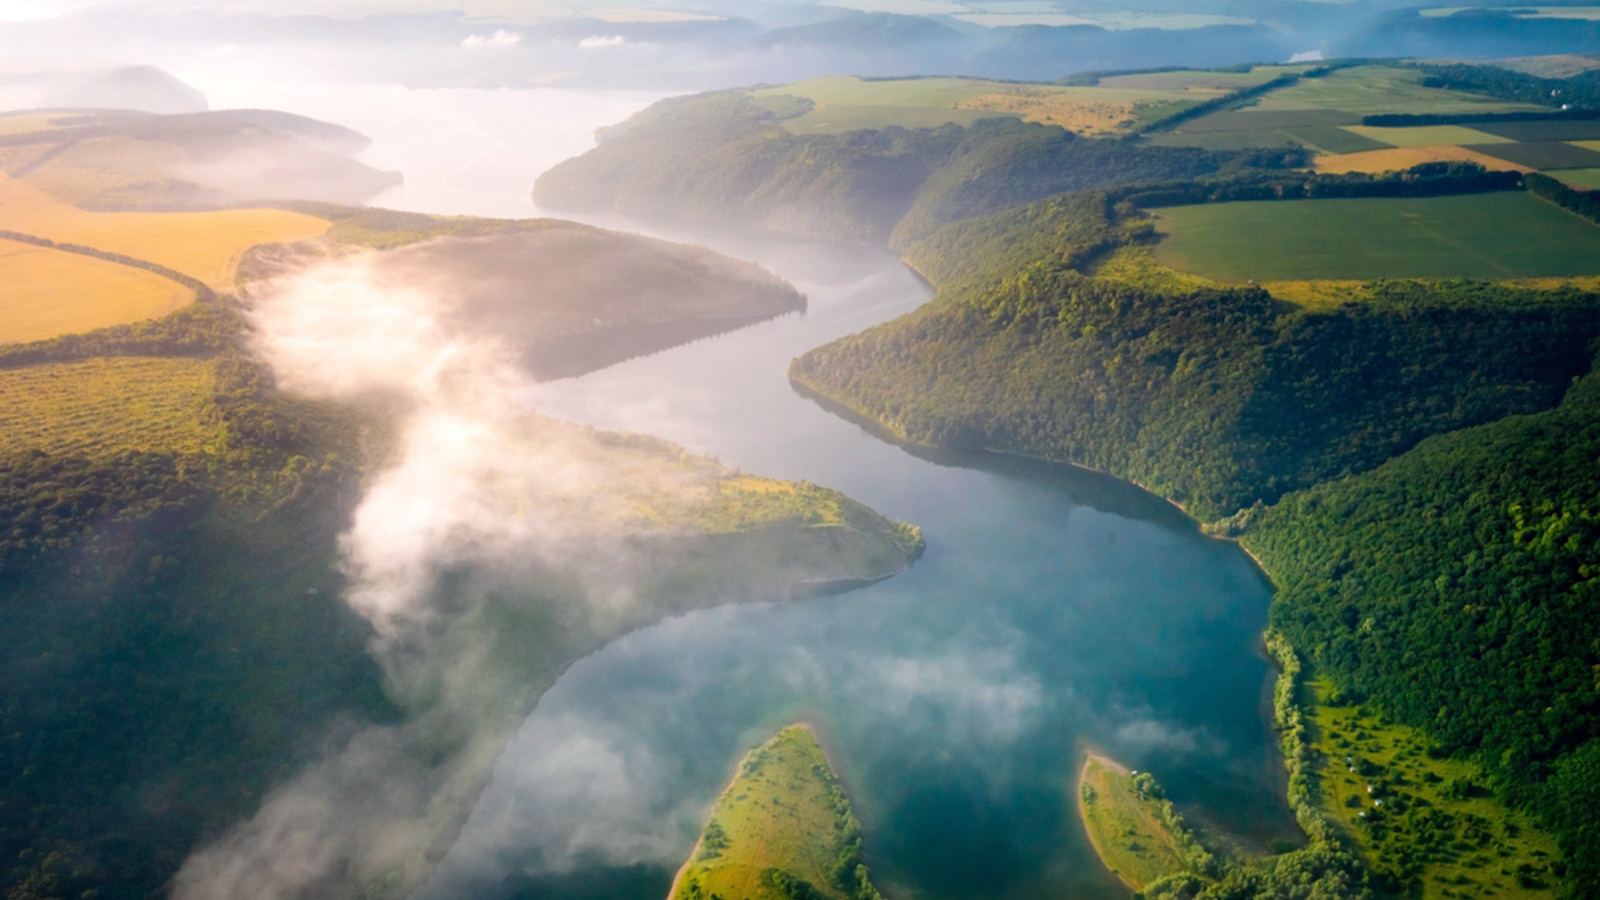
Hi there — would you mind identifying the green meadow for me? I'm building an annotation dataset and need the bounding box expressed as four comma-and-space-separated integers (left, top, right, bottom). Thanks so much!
1307, 680, 1561, 898
1151, 192, 1600, 282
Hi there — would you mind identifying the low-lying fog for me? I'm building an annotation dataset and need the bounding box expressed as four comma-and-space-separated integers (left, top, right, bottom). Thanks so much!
2, 14, 1319, 900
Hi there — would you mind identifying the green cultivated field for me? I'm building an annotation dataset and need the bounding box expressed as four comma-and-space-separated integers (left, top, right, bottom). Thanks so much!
1343, 124, 1513, 148
751, 75, 1197, 136
1556, 167, 1600, 189
1152, 193, 1600, 282
1246, 67, 1545, 116
1475, 120, 1600, 142
1468, 141, 1600, 171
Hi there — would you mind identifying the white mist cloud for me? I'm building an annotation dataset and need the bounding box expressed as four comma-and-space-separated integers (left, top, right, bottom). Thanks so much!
175, 244, 715, 898
462, 29, 522, 49
579, 35, 627, 50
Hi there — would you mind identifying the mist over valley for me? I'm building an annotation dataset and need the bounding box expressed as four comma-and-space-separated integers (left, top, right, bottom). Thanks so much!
2, 4, 1600, 900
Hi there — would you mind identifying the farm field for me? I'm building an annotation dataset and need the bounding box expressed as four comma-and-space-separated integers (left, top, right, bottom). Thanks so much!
1313, 145, 1531, 174
1077, 753, 1192, 891
1467, 140, 1600, 171
1307, 679, 1560, 899
1473, 120, 1600, 142
0, 175, 330, 289
0, 356, 217, 457
1342, 125, 1513, 148
669, 725, 878, 900
1151, 192, 1600, 282
1245, 67, 1545, 116
1555, 167, 1600, 189
750, 76, 1199, 136
0, 238, 192, 344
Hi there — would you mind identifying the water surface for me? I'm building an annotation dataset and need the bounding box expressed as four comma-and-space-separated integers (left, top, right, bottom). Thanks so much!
177, 75, 1298, 900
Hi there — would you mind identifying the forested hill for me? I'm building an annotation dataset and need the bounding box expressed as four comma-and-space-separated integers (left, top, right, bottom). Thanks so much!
786, 185, 1600, 892
1244, 368, 1600, 892
793, 192, 1600, 519
533, 90, 1283, 246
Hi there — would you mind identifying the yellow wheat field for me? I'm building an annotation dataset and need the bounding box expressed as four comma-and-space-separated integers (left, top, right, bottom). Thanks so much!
1313, 145, 1532, 175
0, 237, 194, 344
0, 174, 330, 289
0, 356, 218, 457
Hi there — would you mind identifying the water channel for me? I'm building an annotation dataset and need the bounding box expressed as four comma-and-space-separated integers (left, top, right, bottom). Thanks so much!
193, 77, 1299, 900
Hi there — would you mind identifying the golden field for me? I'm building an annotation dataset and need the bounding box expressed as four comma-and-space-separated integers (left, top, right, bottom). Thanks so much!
0, 174, 330, 289
0, 238, 192, 344
0, 356, 217, 457
1313, 145, 1532, 175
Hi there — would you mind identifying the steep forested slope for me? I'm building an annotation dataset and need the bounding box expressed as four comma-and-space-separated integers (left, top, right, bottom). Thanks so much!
1244, 369, 1600, 891
793, 193, 1600, 519
534, 91, 1266, 245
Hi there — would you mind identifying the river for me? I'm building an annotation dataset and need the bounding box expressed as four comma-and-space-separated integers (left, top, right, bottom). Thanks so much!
191, 76, 1298, 900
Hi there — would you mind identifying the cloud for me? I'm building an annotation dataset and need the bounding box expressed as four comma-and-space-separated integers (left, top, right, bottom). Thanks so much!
1111, 716, 1227, 761
462, 29, 522, 49
175, 244, 714, 898
579, 35, 628, 50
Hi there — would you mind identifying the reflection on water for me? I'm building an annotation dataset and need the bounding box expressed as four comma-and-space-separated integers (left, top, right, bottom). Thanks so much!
424, 223, 1296, 900
169, 74, 1298, 900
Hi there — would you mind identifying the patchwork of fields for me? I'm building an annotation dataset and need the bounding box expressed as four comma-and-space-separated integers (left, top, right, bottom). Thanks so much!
1147, 66, 1600, 188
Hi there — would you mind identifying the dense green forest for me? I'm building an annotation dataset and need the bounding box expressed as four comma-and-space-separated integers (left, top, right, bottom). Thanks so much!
794, 191, 1600, 519
1242, 370, 1600, 893
783, 178, 1600, 893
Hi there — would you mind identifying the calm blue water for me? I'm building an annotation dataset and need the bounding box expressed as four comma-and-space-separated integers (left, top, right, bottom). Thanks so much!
418, 222, 1297, 900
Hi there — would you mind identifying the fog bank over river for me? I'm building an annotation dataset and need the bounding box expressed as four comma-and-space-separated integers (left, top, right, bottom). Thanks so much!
179, 73, 1299, 900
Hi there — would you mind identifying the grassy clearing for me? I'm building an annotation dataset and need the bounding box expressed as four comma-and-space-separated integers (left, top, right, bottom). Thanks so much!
1342, 125, 1513, 148
751, 76, 1196, 136
0, 175, 329, 289
671, 725, 881, 900
1245, 67, 1546, 116
0, 356, 217, 457
1307, 679, 1561, 898
1314, 145, 1532, 174
1077, 753, 1192, 891
0, 238, 192, 344
1151, 192, 1600, 282
1466, 141, 1600, 171
1260, 280, 1373, 311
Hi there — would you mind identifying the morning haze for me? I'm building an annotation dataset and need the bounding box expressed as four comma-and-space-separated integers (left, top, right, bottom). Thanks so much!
1, 3, 1598, 900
